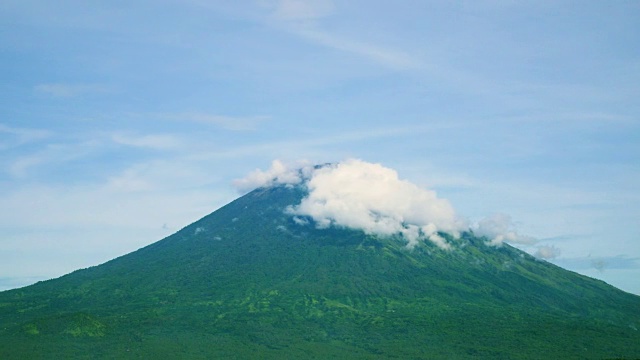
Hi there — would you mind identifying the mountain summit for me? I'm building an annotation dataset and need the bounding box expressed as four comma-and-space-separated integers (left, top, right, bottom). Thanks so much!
1, 161, 639, 359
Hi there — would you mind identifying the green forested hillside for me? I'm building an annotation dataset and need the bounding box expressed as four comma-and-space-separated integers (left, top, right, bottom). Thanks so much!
1, 186, 639, 359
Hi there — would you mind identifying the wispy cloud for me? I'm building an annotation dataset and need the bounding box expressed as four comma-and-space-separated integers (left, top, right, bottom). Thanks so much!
111, 133, 183, 150
166, 112, 269, 131
534, 245, 561, 260
474, 213, 537, 246
554, 255, 640, 272
233, 159, 310, 192
106, 168, 155, 193
5, 141, 100, 179
268, 0, 334, 21
34, 83, 110, 98
7, 154, 46, 178
0, 124, 52, 149
188, 123, 451, 161
103, 159, 218, 194
294, 28, 421, 70
262, 0, 421, 70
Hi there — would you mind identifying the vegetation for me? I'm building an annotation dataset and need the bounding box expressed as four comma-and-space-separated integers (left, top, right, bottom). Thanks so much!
1, 185, 639, 359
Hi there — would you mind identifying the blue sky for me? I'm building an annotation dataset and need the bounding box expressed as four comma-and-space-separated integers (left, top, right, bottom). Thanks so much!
1, 1, 639, 294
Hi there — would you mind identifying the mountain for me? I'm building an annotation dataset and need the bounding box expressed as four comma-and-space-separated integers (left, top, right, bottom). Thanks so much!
1, 184, 639, 359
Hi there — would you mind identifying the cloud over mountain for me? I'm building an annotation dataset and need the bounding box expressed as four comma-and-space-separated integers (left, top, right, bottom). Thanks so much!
232, 160, 309, 192
236, 159, 466, 249
234, 159, 548, 251
534, 245, 561, 260
474, 213, 537, 246
288, 159, 469, 249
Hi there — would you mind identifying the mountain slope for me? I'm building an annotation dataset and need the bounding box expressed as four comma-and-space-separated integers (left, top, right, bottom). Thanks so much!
1, 185, 639, 359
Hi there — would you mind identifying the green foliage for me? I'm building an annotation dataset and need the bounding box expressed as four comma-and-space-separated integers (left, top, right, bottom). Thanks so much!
0, 185, 639, 359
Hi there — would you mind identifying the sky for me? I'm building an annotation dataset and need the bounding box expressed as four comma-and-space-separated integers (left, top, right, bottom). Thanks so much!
1, 0, 639, 294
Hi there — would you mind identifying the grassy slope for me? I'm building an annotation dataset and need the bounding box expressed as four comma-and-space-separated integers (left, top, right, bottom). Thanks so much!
1, 186, 639, 359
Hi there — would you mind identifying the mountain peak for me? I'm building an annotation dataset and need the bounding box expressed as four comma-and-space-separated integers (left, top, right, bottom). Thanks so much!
1, 164, 640, 358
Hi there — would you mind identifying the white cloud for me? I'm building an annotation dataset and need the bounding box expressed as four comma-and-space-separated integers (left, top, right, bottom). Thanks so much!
261, 0, 420, 71
295, 28, 421, 70
179, 113, 268, 131
474, 213, 536, 246
534, 245, 561, 259
270, 0, 334, 21
105, 168, 154, 192
287, 159, 466, 249
0, 124, 51, 148
232, 159, 310, 192
104, 158, 224, 194
4, 141, 100, 179
111, 133, 183, 150
34, 83, 109, 97
292, 216, 309, 226
7, 154, 46, 178
190, 124, 440, 162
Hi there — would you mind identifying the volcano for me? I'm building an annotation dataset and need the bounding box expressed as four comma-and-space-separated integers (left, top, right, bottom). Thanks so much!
1, 165, 639, 359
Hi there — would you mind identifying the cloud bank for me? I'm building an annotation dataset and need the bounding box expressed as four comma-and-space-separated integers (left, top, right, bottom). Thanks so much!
236, 159, 466, 249
288, 160, 466, 249
235, 159, 543, 251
